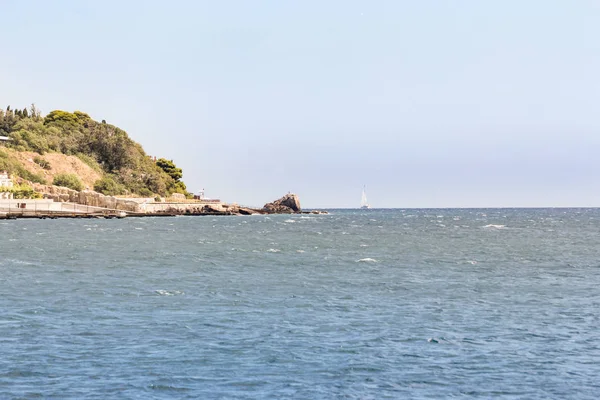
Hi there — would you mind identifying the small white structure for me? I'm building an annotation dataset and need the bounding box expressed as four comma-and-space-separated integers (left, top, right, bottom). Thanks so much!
0, 171, 13, 199
0, 171, 13, 188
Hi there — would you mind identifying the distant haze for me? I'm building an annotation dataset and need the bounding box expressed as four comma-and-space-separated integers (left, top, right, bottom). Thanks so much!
1, 1, 599, 208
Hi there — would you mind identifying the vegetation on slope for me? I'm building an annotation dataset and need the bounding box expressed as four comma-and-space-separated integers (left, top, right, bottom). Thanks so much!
0, 183, 42, 199
53, 173, 84, 192
0, 105, 189, 197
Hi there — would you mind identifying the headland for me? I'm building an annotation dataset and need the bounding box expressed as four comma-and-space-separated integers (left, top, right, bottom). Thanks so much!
1, 106, 326, 219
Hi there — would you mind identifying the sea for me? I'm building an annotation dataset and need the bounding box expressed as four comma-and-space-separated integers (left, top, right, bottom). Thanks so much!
1, 208, 599, 399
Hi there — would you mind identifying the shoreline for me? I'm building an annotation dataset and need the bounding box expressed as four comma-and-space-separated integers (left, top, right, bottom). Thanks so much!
0, 209, 327, 220
0, 193, 326, 219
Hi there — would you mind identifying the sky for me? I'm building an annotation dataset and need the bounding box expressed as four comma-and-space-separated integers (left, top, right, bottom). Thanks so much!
1, 0, 599, 208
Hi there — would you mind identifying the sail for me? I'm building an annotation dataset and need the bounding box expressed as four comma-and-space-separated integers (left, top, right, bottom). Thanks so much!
360, 186, 369, 208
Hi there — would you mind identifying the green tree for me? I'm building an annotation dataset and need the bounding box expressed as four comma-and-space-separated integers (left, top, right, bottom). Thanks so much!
9, 118, 51, 154
156, 158, 183, 181
29, 103, 41, 120
44, 110, 80, 125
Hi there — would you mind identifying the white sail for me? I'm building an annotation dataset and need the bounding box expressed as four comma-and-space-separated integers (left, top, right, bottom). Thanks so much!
360, 186, 370, 209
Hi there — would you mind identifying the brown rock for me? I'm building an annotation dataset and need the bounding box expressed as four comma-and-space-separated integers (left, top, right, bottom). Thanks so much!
263, 193, 301, 214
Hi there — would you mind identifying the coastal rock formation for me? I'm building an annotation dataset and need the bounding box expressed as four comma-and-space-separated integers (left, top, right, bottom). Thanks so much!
263, 193, 301, 214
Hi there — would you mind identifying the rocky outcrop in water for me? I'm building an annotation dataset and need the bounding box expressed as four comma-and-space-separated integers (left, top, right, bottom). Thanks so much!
263, 193, 301, 214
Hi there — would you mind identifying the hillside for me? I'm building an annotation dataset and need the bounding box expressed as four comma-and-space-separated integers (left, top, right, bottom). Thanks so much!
2, 148, 102, 189
0, 105, 189, 197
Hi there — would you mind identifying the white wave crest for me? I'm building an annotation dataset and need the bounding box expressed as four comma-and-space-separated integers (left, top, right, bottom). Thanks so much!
357, 258, 378, 263
483, 224, 506, 229
155, 290, 184, 296
267, 248, 281, 253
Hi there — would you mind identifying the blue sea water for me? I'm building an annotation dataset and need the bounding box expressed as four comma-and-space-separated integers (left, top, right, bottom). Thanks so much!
1, 209, 599, 399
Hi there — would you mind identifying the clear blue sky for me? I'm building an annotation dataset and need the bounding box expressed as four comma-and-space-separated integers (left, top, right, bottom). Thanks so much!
1, 1, 599, 208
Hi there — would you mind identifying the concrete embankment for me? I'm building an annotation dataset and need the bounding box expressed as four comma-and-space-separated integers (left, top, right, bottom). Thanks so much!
0, 189, 327, 220
0, 198, 260, 220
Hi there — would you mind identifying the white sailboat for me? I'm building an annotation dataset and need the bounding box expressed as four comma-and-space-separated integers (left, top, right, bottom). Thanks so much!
360, 186, 370, 209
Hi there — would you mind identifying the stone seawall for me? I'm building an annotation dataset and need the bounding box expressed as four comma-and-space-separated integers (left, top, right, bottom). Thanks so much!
30, 184, 237, 215
32, 184, 141, 213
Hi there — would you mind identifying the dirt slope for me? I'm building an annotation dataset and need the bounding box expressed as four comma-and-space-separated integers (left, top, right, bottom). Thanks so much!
5, 148, 102, 189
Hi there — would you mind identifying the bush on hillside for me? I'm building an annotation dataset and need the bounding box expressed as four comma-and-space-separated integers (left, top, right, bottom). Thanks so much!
53, 173, 83, 191
33, 155, 51, 170
93, 176, 126, 196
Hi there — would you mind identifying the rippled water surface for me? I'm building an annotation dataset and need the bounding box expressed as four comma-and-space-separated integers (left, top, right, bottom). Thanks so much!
1, 209, 599, 399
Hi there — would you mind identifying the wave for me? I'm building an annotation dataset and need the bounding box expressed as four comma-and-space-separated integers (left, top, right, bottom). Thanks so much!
267, 248, 281, 253
357, 258, 377, 263
155, 290, 184, 296
483, 224, 506, 229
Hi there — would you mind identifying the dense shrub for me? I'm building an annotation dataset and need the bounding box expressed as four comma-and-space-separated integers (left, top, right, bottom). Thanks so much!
53, 173, 83, 191
93, 176, 125, 196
